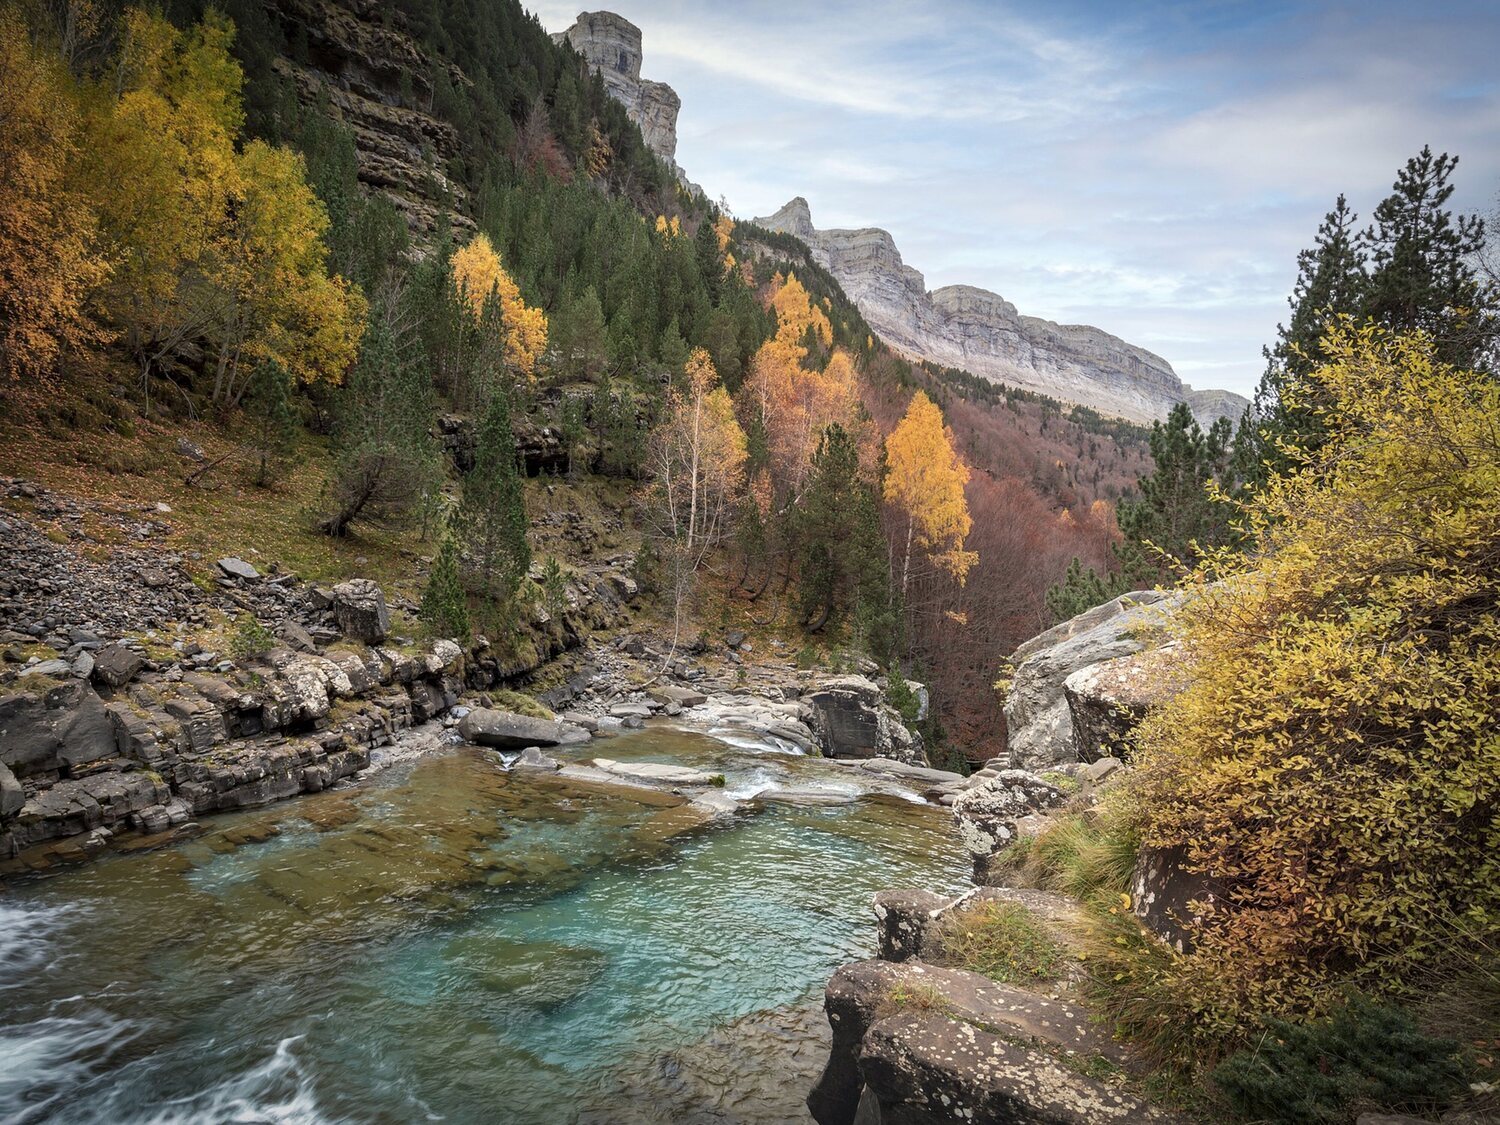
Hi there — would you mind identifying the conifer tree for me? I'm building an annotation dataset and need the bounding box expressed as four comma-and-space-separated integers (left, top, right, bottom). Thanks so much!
1114, 403, 1233, 585
321, 306, 441, 536
245, 359, 297, 487
456, 390, 530, 605
421, 527, 470, 641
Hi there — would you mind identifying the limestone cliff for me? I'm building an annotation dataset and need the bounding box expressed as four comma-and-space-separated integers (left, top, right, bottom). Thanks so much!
553, 11, 681, 167
755, 197, 1249, 426
263, 0, 474, 235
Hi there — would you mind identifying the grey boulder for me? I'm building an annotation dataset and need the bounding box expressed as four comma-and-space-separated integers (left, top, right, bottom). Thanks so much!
92, 644, 146, 688
332, 580, 390, 644
458, 708, 589, 750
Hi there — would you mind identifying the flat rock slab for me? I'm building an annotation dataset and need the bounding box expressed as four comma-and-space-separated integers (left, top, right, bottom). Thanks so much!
216, 557, 261, 580
647, 685, 708, 708
590, 758, 719, 786
859, 1011, 1178, 1124
457, 708, 590, 750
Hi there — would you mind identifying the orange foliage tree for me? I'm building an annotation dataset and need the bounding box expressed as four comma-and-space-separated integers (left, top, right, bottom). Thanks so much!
0, 5, 108, 381
451, 232, 548, 384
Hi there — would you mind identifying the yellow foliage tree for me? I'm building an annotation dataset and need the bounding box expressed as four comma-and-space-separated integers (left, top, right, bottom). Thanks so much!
883, 389, 977, 590
209, 141, 365, 403
0, 6, 108, 380
451, 232, 548, 382
1121, 322, 1500, 1041
770, 272, 832, 352
742, 343, 864, 500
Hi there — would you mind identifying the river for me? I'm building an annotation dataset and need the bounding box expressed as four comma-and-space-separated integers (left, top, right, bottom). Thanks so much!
0, 725, 969, 1124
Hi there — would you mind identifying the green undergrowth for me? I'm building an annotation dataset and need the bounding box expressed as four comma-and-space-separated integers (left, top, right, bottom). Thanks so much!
488, 690, 553, 720
934, 901, 1067, 985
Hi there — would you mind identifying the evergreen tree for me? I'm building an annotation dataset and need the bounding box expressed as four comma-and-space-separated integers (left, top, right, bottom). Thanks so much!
245, 358, 298, 487
1045, 557, 1117, 624
555, 286, 607, 381
421, 526, 471, 640
321, 306, 441, 536
795, 424, 895, 651
456, 390, 530, 604
1362, 145, 1493, 367
1114, 403, 1233, 586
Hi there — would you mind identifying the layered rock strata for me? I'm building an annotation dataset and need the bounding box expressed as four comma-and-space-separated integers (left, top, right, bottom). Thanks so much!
754, 197, 1249, 426
553, 11, 682, 167
263, 0, 474, 234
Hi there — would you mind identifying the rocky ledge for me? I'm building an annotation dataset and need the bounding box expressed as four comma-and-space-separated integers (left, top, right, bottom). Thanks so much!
807, 890, 1177, 1124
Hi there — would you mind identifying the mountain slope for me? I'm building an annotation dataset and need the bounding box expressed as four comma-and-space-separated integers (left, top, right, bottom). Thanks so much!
752, 197, 1248, 427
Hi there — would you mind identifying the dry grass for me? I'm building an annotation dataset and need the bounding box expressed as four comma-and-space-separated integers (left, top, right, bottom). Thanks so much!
933, 901, 1068, 985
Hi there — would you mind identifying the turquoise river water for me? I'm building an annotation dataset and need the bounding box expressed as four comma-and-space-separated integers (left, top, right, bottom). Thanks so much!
0, 726, 970, 1123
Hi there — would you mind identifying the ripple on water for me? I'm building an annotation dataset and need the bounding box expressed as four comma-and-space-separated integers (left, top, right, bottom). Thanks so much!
0, 730, 970, 1123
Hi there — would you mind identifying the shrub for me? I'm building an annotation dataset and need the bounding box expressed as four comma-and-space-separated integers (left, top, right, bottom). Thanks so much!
230, 614, 276, 661
1120, 324, 1500, 1041
1210, 997, 1468, 1125
490, 690, 553, 721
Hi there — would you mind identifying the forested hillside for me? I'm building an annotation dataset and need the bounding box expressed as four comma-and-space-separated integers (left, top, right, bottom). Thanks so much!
0, 0, 1157, 762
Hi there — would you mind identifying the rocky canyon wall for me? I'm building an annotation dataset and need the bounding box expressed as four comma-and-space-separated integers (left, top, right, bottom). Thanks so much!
553, 11, 682, 170
755, 197, 1249, 426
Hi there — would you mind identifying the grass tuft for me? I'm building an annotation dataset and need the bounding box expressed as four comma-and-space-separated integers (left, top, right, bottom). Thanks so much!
934, 901, 1067, 985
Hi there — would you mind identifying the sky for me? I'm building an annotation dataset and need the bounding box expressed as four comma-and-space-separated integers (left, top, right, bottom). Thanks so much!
528, 1, 1500, 396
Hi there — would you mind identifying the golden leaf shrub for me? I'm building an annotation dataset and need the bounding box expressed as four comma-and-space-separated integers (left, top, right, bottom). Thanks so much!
1126, 323, 1500, 1030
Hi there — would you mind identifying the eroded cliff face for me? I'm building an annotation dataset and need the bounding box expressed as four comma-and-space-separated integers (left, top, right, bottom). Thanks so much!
553, 10, 681, 166
755, 197, 1248, 425
264, 0, 474, 235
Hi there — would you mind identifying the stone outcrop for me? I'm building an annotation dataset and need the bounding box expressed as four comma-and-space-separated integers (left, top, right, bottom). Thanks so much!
807, 958, 1171, 1125
1063, 644, 1180, 763
1004, 589, 1177, 770
553, 11, 682, 168
0, 639, 467, 871
262, 0, 473, 234
804, 675, 925, 765
753, 197, 1249, 425
950, 769, 1066, 879
332, 579, 390, 644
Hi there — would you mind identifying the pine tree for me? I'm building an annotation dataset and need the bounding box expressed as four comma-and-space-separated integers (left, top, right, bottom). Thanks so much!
321, 305, 441, 536
1045, 557, 1118, 624
421, 527, 471, 640
456, 390, 530, 605
245, 359, 298, 487
1114, 403, 1233, 585
1362, 146, 1493, 367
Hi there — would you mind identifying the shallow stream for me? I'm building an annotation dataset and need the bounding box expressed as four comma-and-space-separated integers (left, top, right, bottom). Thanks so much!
0, 726, 969, 1123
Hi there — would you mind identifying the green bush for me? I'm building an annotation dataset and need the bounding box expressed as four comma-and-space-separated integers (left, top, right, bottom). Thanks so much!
1211, 998, 1468, 1124
230, 614, 276, 661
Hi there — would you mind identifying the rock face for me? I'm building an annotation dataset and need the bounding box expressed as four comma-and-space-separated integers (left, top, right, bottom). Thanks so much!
1063, 644, 1180, 763
261, 0, 473, 235
553, 11, 681, 167
1004, 590, 1176, 770
754, 197, 1249, 426
805, 675, 924, 765
0, 641, 467, 869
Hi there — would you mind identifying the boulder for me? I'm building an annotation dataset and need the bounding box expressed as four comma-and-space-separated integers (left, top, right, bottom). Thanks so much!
871, 890, 950, 962
19, 659, 72, 678
1129, 844, 1223, 955
92, 644, 146, 688
216, 557, 261, 581
512, 747, 561, 772
950, 770, 1065, 880
332, 579, 390, 643
0, 682, 119, 778
1063, 645, 1180, 763
457, 708, 590, 750
857, 1011, 1174, 1124
278, 621, 318, 654
647, 684, 707, 709
808, 959, 1143, 1125
1004, 590, 1175, 770
806, 676, 923, 765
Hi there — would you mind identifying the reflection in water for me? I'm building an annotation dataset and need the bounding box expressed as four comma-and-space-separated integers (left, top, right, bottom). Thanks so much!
1, 727, 969, 1124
